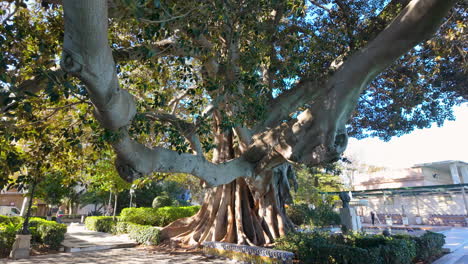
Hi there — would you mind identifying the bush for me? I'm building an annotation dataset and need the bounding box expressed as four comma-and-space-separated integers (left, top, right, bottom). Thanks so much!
286, 203, 340, 227
29, 217, 67, 250
275, 232, 379, 264
155, 206, 200, 226
0, 221, 21, 258
152, 195, 173, 209
286, 204, 310, 226
120, 207, 159, 226
126, 223, 160, 245
0, 215, 23, 225
112, 221, 129, 235
120, 206, 200, 226
380, 238, 416, 264
84, 216, 116, 233
275, 232, 423, 264
394, 231, 445, 262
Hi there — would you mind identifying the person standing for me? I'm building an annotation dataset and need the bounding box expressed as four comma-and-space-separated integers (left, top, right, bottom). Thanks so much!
56, 206, 64, 223
371, 211, 376, 225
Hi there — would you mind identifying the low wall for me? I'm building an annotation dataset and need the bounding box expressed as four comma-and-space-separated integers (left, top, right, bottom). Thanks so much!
202, 241, 294, 264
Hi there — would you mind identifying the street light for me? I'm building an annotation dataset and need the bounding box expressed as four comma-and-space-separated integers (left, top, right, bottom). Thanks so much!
129, 188, 135, 208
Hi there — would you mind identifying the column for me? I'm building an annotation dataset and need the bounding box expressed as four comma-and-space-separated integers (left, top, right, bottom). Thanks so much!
450, 164, 461, 184
461, 166, 468, 184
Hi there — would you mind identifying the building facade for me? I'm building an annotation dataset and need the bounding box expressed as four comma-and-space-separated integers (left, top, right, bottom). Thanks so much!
343, 160, 468, 225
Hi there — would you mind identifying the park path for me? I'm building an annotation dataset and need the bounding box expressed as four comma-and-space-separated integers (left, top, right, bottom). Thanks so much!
61, 223, 137, 252
432, 228, 468, 264
2, 223, 237, 264
2, 247, 237, 264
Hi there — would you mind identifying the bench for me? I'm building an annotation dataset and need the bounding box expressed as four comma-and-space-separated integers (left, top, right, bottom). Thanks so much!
202, 241, 294, 264
428, 214, 467, 227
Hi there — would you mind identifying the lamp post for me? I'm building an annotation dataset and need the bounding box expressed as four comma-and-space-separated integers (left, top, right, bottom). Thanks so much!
129, 188, 135, 208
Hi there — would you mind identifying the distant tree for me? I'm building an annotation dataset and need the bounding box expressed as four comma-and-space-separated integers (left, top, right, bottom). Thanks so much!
293, 164, 343, 205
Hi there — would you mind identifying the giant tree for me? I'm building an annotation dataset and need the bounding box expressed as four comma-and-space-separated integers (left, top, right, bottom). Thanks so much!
2, 0, 466, 245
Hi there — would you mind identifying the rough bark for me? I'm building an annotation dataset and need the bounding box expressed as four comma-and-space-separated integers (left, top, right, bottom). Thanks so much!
161, 132, 296, 246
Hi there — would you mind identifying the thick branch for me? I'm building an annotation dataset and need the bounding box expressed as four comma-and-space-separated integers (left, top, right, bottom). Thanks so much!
253, 78, 323, 132
246, 0, 456, 169
61, 0, 254, 187
114, 132, 254, 186
145, 111, 203, 155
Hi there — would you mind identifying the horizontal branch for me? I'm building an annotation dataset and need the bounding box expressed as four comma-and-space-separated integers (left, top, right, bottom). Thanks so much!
145, 111, 203, 155
60, 0, 254, 186
114, 132, 255, 186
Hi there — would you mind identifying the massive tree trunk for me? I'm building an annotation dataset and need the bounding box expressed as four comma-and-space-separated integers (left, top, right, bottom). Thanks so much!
162, 129, 296, 246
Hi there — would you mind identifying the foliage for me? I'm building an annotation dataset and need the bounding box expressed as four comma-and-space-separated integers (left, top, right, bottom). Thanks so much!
0, 221, 22, 258
28, 217, 67, 250
152, 194, 173, 208
393, 231, 446, 262
119, 207, 158, 226
0, 215, 22, 225
128, 180, 189, 208
120, 206, 200, 226
112, 221, 129, 235
274, 231, 444, 264
287, 203, 340, 228
275, 232, 379, 264
126, 223, 160, 245
293, 164, 342, 205
84, 216, 116, 233
36, 172, 76, 206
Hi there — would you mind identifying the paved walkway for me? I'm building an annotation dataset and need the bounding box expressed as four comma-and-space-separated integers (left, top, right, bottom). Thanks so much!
62, 223, 137, 252
433, 228, 468, 264
2, 247, 237, 264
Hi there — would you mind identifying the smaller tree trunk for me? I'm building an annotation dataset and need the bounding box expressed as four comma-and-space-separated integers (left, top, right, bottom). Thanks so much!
113, 193, 118, 217
21, 181, 37, 234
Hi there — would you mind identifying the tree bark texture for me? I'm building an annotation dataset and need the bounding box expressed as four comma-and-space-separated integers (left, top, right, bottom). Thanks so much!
161, 130, 296, 246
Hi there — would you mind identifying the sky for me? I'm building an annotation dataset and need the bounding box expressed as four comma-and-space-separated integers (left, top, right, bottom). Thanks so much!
345, 103, 468, 168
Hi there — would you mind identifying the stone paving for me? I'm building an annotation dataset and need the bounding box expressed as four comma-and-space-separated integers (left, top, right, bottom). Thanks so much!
432, 228, 468, 264
2, 247, 238, 264
62, 223, 137, 252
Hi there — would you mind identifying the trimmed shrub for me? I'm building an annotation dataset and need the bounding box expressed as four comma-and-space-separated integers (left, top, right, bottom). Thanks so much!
155, 206, 200, 226
29, 217, 67, 250
120, 207, 159, 226
286, 203, 340, 227
0, 215, 22, 225
394, 231, 445, 262
112, 221, 129, 235
275, 231, 421, 264
126, 223, 160, 245
286, 204, 310, 225
152, 195, 173, 209
120, 206, 200, 227
0, 221, 21, 257
275, 232, 380, 264
84, 216, 116, 233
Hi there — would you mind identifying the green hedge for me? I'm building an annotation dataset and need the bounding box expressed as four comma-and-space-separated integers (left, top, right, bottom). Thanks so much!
126, 223, 160, 245
120, 206, 200, 226
393, 231, 445, 262
0, 215, 23, 225
0, 221, 21, 258
112, 221, 129, 235
29, 217, 67, 250
0, 217, 66, 254
84, 216, 116, 233
286, 203, 341, 227
275, 231, 443, 264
